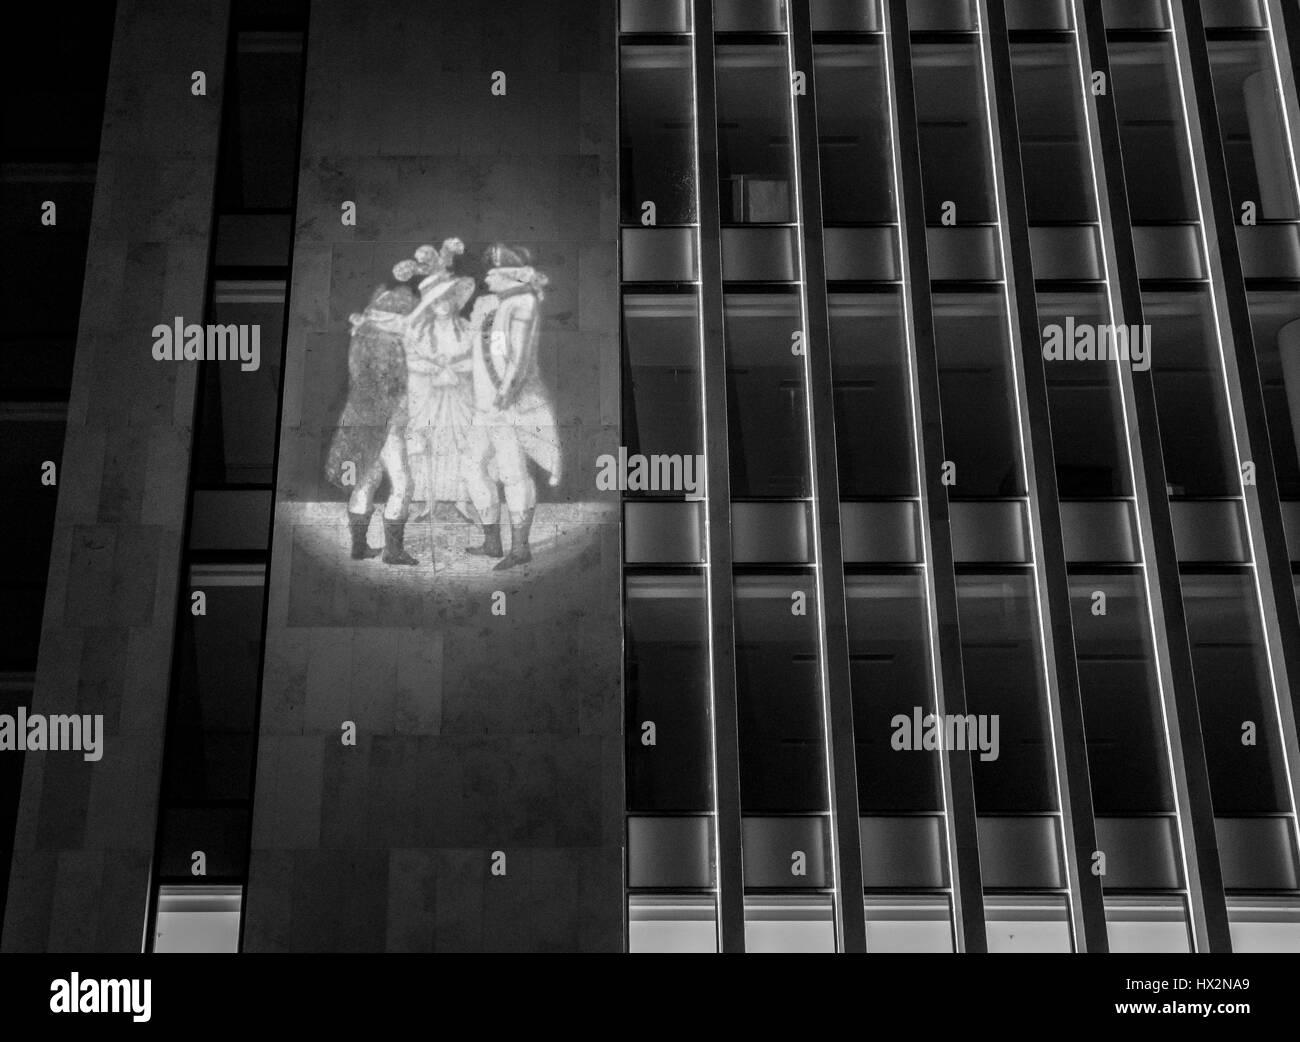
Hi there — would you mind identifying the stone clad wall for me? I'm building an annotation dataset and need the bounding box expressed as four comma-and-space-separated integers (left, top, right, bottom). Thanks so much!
241, 0, 623, 952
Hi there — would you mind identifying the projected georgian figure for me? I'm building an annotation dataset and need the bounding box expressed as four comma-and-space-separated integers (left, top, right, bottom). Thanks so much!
397, 240, 477, 524
325, 284, 420, 565
461, 244, 562, 571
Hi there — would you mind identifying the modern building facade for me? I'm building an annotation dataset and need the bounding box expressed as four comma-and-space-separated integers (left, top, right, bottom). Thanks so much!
3, 0, 1300, 953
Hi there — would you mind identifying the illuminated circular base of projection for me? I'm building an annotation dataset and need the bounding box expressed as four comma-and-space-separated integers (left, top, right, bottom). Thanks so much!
278, 501, 612, 617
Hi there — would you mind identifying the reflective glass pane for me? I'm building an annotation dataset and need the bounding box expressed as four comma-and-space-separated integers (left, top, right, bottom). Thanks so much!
1207, 38, 1300, 220
1228, 900, 1300, 952
1109, 40, 1200, 223
625, 574, 713, 812
934, 292, 1025, 497
622, 293, 703, 491
1010, 41, 1099, 224
1147, 289, 1240, 497
865, 895, 954, 952
846, 572, 942, 812
716, 44, 796, 224
744, 896, 836, 952
1250, 289, 1300, 498
1038, 289, 1134, 498
628, 895, 718, 952
153, 886, 242, 953
1071, 573, 1173, 814
620, 44, 698, 226
985, 895, 1073, 952
813, 42, 896, 224
1183, 571, 1292, 815
162, 569, 264, 803
911, 41, 997, 224
194, 291, 286, 486
830, 291, 916, 497
725, 292, 810, 498
1106, 898, 1191, 953
734, 573, 828, 813
957, 572, 1057, 811
216, 34, 304, 212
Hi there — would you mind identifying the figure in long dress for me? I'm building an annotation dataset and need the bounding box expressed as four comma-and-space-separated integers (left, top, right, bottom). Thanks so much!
404, 272, 477, 521
461, 243, 562, 571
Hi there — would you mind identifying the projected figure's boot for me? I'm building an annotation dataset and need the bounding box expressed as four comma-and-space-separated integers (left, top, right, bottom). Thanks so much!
382, 520, 419, 565
494, 508, 534, 571
348, 510, 380, 560
466, 521, 504, 558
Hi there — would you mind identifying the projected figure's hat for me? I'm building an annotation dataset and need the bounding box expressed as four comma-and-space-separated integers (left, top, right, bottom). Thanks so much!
483, 243, 531, 269
483, 242, 549, 299
350, 284, 417, 332
393, 238, 466, 284
368, 284, 417, 315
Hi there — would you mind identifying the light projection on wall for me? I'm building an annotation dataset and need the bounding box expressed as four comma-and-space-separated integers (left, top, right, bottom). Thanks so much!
326, 240, 560, 572
278, 237, 603, 626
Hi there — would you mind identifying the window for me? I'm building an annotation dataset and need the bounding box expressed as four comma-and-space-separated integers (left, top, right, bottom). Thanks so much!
620, 44, 697, 227
716, 44, 796, 225
626, 575, 713, 812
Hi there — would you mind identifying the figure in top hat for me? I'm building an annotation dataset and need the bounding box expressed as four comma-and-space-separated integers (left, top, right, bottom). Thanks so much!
461, 243, 562, 570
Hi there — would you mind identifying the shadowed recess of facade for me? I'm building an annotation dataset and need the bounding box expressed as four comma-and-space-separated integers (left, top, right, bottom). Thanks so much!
1, 0, 230, 953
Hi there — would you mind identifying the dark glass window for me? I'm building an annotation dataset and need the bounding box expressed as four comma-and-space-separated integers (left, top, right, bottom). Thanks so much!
620, 43, 698, 226
735, 573, 828, 812
911, 41, 997, 224
194, 289, 287, 487
725, 292, 810, 499
1147, 288, 1241, 497
813, 42, 896, 225
216, 33, 306, 212
1207, 37, 1300, 220
162, 572, 264, 805
1109, 40, 1201, 223
1184, 572, 1292, 815
933, 291, 1025, 497
1010, 41, 1099, 225
1250, 289, 1300, 499
1071, 573, 1173, 813
1038, 289, 1134, 498
957, 572, 1057, 812
623, 293, 703, 482
716, 44, 796, 224
626, 574, 713, 812
847, 571, 942, 812
830, 290, 917, 497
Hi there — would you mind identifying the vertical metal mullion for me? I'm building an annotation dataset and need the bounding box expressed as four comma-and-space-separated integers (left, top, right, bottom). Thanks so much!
883, 0, 987, 954
1074, 0, 1232, 952
786, 0, 867, 954
691, 0, 745, 954
975, 0, 1108, 952
1172, 0, 1300, 873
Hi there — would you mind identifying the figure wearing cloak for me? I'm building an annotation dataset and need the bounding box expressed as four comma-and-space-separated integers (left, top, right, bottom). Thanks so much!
325, 284, 420, 565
